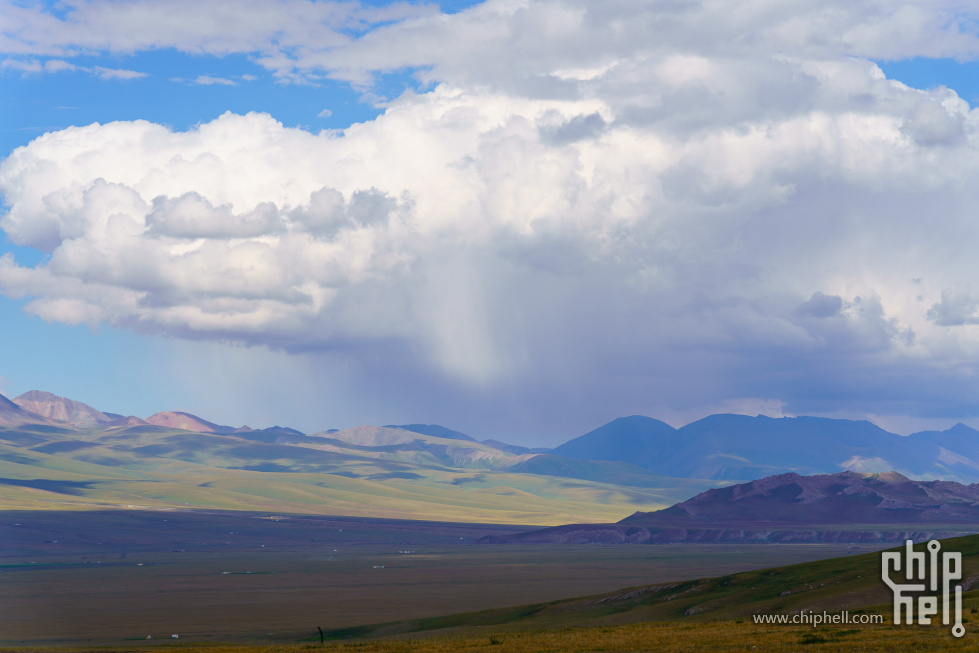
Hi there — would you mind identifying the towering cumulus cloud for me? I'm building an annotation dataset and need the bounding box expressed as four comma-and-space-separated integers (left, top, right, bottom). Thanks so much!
3, 0, 979, 419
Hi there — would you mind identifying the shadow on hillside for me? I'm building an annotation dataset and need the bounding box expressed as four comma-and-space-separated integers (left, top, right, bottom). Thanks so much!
0, 477, 98, 496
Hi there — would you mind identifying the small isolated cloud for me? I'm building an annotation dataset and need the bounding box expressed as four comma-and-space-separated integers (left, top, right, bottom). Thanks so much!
317, 109, 333, 118
2, 57, 145, 80
241, 74, 257, 81
194, 75, 236, 86
357, 92, 389, 108
94, 66, 147, 81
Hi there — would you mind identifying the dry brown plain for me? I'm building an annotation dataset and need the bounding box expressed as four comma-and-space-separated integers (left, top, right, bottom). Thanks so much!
0, 509, 893, 646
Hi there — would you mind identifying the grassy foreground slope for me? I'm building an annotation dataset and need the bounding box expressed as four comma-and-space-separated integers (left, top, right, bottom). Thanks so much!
319, 534, 979, 640
0, 425, 720, 524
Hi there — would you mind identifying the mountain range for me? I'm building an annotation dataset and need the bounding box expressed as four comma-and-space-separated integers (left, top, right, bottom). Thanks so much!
7, 390, 979, 484
5, 388, 979, 523
553, 414, 979, 483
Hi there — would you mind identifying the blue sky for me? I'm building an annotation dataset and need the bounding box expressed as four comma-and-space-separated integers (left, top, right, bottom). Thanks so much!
5, 1, 979, 443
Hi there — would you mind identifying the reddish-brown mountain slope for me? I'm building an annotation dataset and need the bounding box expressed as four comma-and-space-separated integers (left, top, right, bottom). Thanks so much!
623, 470, 979, 524
144, 411, 239, 434
481, 471, 979, 545
14, 390, 112, 428
13, 390, 148, 428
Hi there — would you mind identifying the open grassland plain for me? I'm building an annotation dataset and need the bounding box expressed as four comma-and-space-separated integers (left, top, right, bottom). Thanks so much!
0, 510, 888, 646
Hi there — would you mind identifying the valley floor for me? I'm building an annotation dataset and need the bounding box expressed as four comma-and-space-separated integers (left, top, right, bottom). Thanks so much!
0, 509, 888, 646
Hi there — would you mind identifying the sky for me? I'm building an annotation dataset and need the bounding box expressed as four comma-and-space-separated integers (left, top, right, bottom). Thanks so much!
5, 1, 979, 445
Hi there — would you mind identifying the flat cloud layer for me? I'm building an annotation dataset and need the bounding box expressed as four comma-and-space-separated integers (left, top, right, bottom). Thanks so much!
5, 0, 979, 429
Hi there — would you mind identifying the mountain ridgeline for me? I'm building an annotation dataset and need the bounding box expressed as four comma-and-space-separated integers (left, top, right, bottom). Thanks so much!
552, 414, 979, 483
4, 390, 979, 486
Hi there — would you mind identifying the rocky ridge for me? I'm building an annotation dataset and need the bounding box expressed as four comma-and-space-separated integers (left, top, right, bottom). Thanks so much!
479, 471, 979, 544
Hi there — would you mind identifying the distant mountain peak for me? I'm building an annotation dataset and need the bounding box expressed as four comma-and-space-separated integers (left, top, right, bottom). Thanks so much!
17, 390, 64, 402
13, 390, 112, 428
551, 414, 677, 466
608, 415, 675, 426
947, 422, 979, 435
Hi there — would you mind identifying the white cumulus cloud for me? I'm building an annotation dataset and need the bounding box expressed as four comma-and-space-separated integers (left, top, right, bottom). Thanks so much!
5, 0, 979, 425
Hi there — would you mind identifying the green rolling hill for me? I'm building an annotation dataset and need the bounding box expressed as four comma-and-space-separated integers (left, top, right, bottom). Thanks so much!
0, 420, 722, 524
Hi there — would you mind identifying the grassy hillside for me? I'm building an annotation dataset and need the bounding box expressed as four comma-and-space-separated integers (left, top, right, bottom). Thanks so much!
318, 534, 979, 640
0, 425, 722, 524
